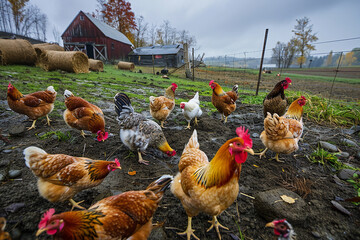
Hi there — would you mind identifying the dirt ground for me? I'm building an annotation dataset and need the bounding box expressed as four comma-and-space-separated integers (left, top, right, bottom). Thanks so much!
1, 89, 360, 240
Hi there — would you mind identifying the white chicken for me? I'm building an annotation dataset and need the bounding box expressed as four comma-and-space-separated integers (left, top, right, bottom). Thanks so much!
180, 92, 202, 129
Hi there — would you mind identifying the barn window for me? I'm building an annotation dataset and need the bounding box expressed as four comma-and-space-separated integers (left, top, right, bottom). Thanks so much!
80, 15, 84, 20
111, 43, 114, 49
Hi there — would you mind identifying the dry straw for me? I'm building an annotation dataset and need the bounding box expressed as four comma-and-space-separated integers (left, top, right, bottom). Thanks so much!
117, 61, 135, 70
89, 59, 104, 72
0, 39, 37, 65
40, 50, 89, 73
33, 43, 64, 66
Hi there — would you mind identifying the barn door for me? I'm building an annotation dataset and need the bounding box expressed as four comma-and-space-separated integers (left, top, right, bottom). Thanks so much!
86, 44, 94, 59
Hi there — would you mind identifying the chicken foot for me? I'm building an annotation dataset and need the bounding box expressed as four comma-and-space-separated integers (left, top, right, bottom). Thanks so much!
254, 148, 268, 159
177, 216, 200, 240
27, 120, 37, 130
185, 122, 191, 129
69, 199, 86, 211
80, 130, 87, 138
207, 216, 229, 240
194, 117, 199, 126
272, 153, 284, 163
224, 116, 228, 123
45, 115, 51, 126
138, 151, 149, 165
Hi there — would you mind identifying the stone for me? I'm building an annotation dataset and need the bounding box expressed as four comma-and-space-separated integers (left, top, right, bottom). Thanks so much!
254, 188, 308, 224
341, 138, 359, 148
0, 173, 5, 182
336, 151, 349, 159
312, 231, 322, 238
8, 123, 26, 136
0, 160, 10, 167
149, 226, 167, 239
319, 141, 338, 152
2, 149, 12, 154
337, 169, 359, 180
252, 133, 260, 138
8, 170, 22, 179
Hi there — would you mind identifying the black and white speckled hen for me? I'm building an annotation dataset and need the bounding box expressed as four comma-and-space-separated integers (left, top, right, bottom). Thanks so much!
114, 93, 176, 165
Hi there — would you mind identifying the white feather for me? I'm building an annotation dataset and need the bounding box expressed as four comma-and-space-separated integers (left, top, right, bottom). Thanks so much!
23, 146, 47, 168
64, 89, 73, 98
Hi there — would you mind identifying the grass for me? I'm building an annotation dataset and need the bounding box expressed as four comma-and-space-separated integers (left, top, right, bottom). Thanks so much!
37, 131, 72, 142
347, 173, 360, 204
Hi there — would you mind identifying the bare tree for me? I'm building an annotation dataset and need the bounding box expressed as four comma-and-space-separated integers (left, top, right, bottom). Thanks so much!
162, 20, 171, 45
133, 15, 148, 48
178, 29, 196, 48
8, 0, 29, 34
147, 23, 156, 46
155, 28, 164, 45
52, 26, 61, 44
283, 39, 297, 68
0, 0, 13, 32
272, 41, 286, 68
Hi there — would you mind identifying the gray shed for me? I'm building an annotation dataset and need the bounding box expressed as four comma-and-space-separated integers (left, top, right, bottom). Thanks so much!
128, 44, 184, 67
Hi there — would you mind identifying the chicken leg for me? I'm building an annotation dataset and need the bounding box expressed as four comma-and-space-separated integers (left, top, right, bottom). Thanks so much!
45, 115, 51, 126
27, 120, 37, 130
80, 130, 86, 138
254, 148, 268, 159
224, 116, 228, 123
177, 216, 199, 240
160, 121, 165, 128
69, 199, 86, 211
138, 151, 149, 165
194, 117, 199, 126
185, 122, 191, 129
207, 216, 229, 240
273, 153, 284, 163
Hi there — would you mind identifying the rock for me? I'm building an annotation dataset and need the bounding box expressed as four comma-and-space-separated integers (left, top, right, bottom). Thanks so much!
0, 173, 5, 182
149, 227, 167, 239
252, 133, 260, 138
348, 125, 360, 135
337, 169, 359, 180
319, 141, 338, 152
331, 200, 351, 216
3, 149, 12, 154
10, 228, 21, 239
8, 170, 22, 179
8, 123, 26, 136
0, 160, 10, 167
5, 202, 25, 213
312, 231, 322, 238
337, 151, 349, 159
254, 188, 308, 223
341, 138, 359, 148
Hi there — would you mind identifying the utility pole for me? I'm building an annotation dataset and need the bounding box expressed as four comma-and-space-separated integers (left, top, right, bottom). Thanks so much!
256, 28, 269, 96
192, 48, 195, 81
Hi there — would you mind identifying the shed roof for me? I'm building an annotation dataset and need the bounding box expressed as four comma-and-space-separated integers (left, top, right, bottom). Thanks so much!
129, 44, 183, 56
82, 12, 133, 46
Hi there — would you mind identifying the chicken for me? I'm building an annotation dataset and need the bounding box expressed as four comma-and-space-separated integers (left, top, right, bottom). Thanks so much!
0, 217, 11, 240
209, 80, 238, 123
36, 175, 173, 240
7, 83, 57, 130
63, 90, 108, 141
266, 219, 296, 240
149, 83, 178, 128
23, 146, 121, 210
171, 127, 254, 240
263, 78, 292, 117
114, 93, 176, 165
180, 92, 202, 129
256, 96, 307, 162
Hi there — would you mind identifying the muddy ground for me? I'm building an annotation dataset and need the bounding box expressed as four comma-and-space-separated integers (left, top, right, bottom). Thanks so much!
1, 86, 360, 240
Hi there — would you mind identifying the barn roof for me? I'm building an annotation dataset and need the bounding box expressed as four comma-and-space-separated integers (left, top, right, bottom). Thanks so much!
129, 44, 183, 55
83, 12, 133, 46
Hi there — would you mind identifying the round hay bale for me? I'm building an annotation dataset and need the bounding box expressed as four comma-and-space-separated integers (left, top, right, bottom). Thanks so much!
33, 43, 64, 66
40, 50, 89, 73
0, 39, 37, 65
117, 61, 135, 70
89, 59, 104, 72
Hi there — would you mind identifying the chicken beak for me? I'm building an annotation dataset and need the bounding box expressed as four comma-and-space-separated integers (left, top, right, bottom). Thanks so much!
244, 147, 255, 155
36, 228, 48, 236
265, 222, 275, 228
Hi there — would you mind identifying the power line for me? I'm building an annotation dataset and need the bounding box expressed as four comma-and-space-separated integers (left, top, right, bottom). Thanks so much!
313, 37, 360, 45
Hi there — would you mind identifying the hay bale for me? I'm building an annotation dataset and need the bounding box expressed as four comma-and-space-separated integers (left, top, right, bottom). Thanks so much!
33, 43, 64, 66
89, 59, 104, 72
40, 50, 89, 73
117, 61, 135, 70
0, 39, 37, 65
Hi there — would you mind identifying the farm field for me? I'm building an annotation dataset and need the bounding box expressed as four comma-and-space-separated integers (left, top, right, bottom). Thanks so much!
0, 64, 360, 240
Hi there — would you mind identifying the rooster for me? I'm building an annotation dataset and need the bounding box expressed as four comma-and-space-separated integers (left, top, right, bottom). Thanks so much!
263, 78, 292, 117
23, 146, 121, 210
209, 80, 238, 123
114, 93, 176, 165
149, 83, 178, 128
171, 127, 254, 240
36, 175, 173, 240
7, 83, 57, 130
266, 219, 296, 240
180, 92, 202, 129
256, 96, 306, 162
63, 90, 108, 141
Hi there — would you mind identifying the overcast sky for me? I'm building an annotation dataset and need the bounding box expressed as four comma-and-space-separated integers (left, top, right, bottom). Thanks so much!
31, 0, 360, 58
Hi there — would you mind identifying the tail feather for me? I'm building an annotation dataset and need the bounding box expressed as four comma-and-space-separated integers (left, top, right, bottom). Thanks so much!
23, 146, 47, 168
232, 84, 238, 95
193, 92, 199, 101
184, 129, 199, 150
47, 86, 56, 93
146, 175, 173, 195
114, 93, 134, 116
64, 89, 73, 98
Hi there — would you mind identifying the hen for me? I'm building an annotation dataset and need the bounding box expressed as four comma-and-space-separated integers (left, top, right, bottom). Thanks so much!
266, 219, 296, 240
171, 127, 254, 240
36, 175, 173, 240
180, 92, 202, 129
209, 80, 238, 123
0, 217, 11, 240
63, 90, 108, 141
149, 83, 178, 128
7, 83, 57, 130
23, 146, 121, 209
114, 93, 176, 165
263, 78, 292, 117
256, 96, 306, 162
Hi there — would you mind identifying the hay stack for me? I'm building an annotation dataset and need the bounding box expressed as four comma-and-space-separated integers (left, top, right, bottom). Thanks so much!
89, 59, 104, 72
0, 39, 37, 65
40, 50, 89, 73
33, 43, 64, 66
117, 61, 135, 70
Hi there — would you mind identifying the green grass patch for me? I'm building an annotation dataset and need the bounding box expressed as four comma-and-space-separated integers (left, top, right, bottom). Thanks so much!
37, 131, 72, 142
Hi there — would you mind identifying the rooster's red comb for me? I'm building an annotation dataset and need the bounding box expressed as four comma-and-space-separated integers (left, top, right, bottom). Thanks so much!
38, 208, 55, 229
285, 77, 292, 83
114, 158, 121, 167
171, 83, 178, 89
209, 80, 214, 86
301, 96, 306, 101
236, 126, 253, 148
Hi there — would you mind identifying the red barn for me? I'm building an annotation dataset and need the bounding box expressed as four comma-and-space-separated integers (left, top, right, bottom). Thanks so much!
61, 11, 133, 61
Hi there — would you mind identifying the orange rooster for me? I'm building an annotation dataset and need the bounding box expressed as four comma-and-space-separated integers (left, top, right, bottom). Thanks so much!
149, 83, 178, 128
7, 83, 57, 130
256, 96, 307, 162
63, 90, 108, 141
36, 175, 173, 240
23, 146, 121, 210
171, 127, 254, 240
209, 80, 238, 123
